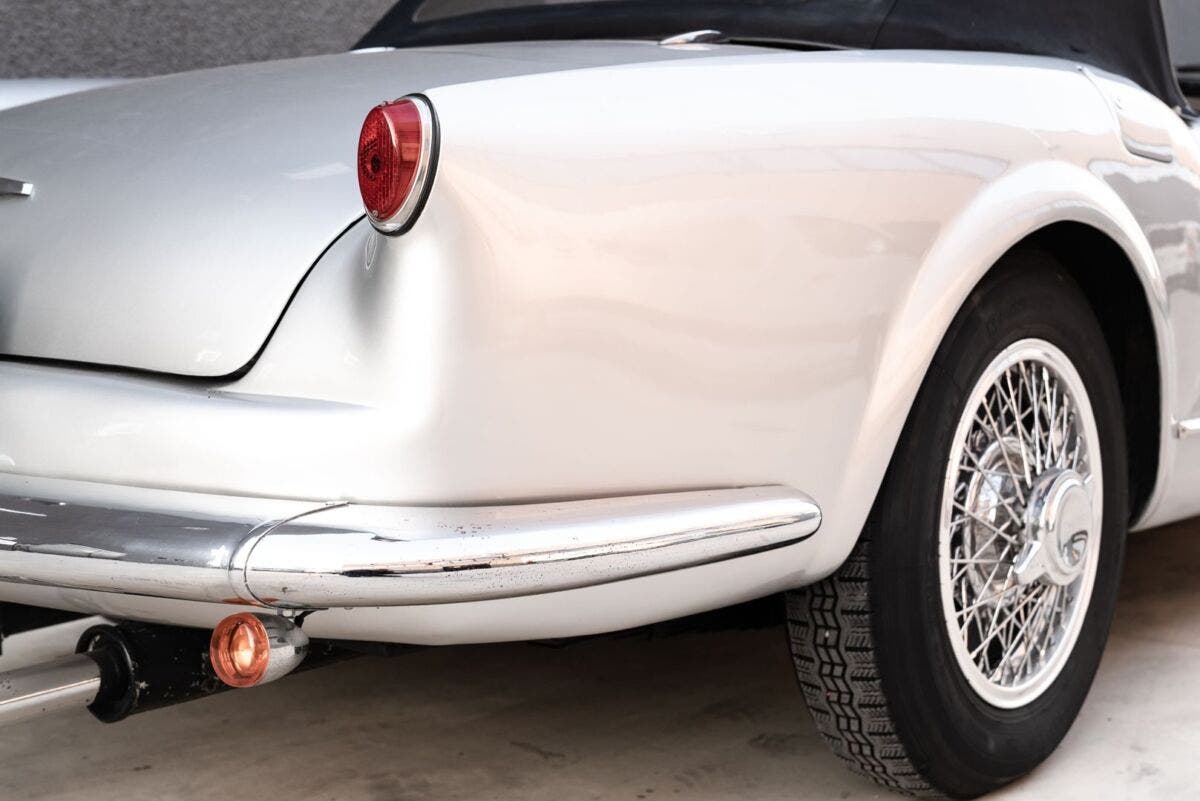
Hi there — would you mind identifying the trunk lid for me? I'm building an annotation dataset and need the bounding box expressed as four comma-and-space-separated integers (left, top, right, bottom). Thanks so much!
0, 42, 702, 376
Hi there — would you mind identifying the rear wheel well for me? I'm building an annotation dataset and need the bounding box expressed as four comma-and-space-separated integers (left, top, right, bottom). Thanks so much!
999, 222, 1160, 520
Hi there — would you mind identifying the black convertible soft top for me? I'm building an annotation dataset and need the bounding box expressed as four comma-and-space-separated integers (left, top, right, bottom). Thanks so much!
359, 0, 1189, 113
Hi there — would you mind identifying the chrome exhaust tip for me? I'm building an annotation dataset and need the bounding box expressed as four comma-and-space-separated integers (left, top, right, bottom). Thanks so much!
0, 652, 101, 726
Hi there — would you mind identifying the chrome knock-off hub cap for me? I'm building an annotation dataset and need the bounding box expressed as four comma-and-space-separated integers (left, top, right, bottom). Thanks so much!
1015, 468, 1093, 587
939, 339, 1102, 708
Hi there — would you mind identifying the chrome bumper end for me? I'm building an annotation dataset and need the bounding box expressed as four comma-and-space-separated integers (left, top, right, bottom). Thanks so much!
0, 484, 820, 610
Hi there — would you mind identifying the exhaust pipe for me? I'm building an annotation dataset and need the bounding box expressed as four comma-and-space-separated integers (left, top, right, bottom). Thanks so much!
0, 613, 339, 726
79, 619, 234, 722
0, 653, 102, 726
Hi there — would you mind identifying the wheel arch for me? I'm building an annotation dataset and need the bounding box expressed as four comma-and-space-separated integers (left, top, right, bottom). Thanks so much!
888, 160, 1166, 525
1013, 221, 1162, 522
847, 162, 1172, 565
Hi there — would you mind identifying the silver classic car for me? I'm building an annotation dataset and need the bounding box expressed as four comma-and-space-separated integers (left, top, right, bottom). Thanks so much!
2, 0, 1199, 796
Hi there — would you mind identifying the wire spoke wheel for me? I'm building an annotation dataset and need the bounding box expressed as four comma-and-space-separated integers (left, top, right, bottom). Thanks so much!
939, 338, 1103, 708
789, 259, 1127, 796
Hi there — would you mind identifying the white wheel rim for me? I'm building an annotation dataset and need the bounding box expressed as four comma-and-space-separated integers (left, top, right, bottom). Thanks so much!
938, 338, 1102, 709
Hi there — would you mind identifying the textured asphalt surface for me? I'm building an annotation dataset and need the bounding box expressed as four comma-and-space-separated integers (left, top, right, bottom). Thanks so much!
3, 517, 1199, 800
0, 0, 396, 77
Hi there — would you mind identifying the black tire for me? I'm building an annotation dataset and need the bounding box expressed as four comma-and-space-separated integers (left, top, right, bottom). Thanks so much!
786, 251, 1128, 798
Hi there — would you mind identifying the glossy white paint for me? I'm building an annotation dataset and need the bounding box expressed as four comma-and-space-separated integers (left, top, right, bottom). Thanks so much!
1078, 68, 1200, 528
2, 45, 1199, 642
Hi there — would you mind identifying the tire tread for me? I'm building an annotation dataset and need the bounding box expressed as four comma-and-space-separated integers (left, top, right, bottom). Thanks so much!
786, 540, 939, 797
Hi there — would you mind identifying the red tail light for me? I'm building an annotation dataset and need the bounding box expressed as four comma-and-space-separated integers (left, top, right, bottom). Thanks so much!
357, 95, 436, 233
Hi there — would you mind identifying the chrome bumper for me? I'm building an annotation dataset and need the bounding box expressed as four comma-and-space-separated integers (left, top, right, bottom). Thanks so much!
0, 485, 820, 610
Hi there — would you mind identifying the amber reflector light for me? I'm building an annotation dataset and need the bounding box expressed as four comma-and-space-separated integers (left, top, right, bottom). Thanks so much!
210, 613, 270, 688
358, 98, 424, 224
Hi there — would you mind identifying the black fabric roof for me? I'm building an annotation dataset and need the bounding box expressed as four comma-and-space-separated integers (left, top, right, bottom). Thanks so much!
359, 0, 1188, 112
876, 1, 1186, 111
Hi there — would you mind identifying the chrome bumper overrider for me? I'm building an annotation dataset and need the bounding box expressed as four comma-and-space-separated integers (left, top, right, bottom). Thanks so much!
0, 485, 820, 610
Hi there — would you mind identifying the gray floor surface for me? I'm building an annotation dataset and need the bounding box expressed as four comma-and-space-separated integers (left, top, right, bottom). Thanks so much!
1, 516, 1196, 800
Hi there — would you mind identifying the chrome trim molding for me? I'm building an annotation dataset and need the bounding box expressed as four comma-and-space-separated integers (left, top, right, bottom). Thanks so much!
367, 93, 436, 235
1176, 417, 1200, 439
1122, 135, 1174, 163
659, 30, 727, 46
0, 177, 32, 197
0, 486, 820, 610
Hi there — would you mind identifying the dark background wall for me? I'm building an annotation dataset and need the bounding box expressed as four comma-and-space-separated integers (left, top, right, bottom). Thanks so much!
3, 0, 1198, 78
0, 0, 396, 77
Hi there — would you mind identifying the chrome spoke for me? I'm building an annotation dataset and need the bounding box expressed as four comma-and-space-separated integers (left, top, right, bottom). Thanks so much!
999, 369, 1035, 483
994, 584, 1052, 675
978, 402, 1028, 504
961, 447, 1025, 529
977, 583, 1046, 665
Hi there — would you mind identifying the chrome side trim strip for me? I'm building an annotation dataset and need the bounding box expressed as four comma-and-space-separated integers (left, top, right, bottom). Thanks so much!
1176, 417, 1200, 438
0, 177, 32, 197
0, 485, 820, 610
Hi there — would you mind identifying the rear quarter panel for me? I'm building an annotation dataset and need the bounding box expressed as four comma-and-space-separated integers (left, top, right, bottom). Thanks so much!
231, 50, 1166, 581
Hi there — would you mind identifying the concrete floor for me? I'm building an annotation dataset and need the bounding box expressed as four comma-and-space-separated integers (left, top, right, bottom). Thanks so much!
1, 518, 1198, 800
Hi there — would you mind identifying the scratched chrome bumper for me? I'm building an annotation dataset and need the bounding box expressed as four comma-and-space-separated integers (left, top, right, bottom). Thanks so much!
0, 484, 820, 610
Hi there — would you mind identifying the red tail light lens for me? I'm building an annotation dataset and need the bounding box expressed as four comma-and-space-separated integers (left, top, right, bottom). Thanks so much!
357, 96, 435, 233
